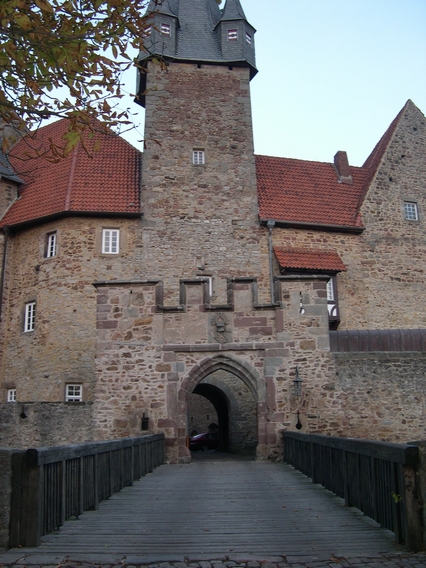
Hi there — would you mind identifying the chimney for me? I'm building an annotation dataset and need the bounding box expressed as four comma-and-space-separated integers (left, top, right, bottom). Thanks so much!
334, 151, 353, 185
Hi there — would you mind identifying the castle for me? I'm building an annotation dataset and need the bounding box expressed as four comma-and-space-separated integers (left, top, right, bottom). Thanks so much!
0, 0, 425, 462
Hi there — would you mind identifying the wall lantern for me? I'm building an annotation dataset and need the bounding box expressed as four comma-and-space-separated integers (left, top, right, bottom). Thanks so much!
141, 412, 149, 431
293, 366, 303, 397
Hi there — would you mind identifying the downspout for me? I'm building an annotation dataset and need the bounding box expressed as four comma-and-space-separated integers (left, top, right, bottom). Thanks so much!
0, 226, 9, 322
267, 219, 275, 303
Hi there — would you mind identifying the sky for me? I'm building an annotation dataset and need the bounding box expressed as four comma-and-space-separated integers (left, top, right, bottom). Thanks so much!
118, 0, 426, 167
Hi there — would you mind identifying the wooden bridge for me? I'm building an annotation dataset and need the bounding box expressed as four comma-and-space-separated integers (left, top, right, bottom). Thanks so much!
2, 433, 424, 561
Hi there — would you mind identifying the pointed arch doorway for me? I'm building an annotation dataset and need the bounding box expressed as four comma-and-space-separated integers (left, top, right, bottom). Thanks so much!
180, 355, 267, 459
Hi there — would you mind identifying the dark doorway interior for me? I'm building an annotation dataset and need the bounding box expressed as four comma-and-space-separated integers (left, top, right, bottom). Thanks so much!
193, 383, 230, 452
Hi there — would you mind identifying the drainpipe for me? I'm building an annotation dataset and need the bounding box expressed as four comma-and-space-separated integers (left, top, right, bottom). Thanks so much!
267, 219, 275, 303
0, 226, 9, 322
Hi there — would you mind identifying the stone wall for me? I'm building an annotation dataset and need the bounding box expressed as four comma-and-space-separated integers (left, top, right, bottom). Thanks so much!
187, 394, 218, 435
0, 216, 143, 404
0, 402, 94, 448
271, 102, 426, 330
141, 61, 268, 305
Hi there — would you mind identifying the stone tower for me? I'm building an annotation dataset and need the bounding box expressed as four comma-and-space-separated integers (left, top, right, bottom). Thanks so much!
136, 0, 263, 302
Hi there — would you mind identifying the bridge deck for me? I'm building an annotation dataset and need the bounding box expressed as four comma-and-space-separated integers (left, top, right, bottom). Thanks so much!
11, 456, 403, 561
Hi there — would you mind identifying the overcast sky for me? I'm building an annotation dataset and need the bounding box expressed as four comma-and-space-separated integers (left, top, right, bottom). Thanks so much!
119, 0, 426, 167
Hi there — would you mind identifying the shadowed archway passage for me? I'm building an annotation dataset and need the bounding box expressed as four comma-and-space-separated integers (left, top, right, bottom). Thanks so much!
8, 460, 402, 562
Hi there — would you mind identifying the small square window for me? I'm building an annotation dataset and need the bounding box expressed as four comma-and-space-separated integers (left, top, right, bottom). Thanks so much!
102, 229, 120, 254
193, 150, 205, 165
46, 232, 57, 258
161, 23, 171, 35
65, 384, 83, 402
24, 302, 36, 332
245, 33, 252, 45
228, 30, 238, 41
7, 389, 16, 402
404, 201, 419, 221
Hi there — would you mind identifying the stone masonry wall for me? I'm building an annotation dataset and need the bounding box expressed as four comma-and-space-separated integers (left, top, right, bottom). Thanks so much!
0, 216, 144, 405
270, 102, 426, 330
141, 61, 268, 305
0, 402, 94, 448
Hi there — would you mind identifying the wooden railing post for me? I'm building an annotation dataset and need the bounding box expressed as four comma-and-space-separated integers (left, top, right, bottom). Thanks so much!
403, 463, 424, 552
21, 451, 43, 547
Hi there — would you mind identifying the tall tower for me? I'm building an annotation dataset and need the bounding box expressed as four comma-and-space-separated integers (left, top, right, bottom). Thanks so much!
136, 0, 262, 301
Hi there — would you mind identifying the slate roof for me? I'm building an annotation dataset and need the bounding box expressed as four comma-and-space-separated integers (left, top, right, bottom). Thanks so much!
0, 119, 141, 229
274, 248, 347, 272
141, 0, 255, 67
0, 149, 23, 184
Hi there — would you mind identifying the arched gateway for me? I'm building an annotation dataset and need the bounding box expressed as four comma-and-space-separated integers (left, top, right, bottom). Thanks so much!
179, 355, 269, 462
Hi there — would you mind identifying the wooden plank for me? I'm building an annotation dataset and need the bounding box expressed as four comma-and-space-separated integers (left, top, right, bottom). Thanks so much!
19, 460, 402, 559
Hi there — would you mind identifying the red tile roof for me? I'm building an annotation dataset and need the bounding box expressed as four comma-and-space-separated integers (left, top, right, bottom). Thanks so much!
256, 102, 411, 231
1, 119, 141, 229
274, 248, 347, 272
256, 155, 368, 229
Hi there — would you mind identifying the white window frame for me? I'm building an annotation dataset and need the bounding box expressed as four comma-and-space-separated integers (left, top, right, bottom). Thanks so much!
102, 229, 120, 254
404, 201, 419, 221
228, 29, 238, 41
7, 389, 17, 402
24, 301, 36, 332
46, 231, 57, 258
65, 384, 83, 402
161, 23, 171, 36
193, 150, 205, 165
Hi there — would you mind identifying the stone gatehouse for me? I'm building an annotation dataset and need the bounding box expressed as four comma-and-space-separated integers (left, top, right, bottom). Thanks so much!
0, 0, 425, 460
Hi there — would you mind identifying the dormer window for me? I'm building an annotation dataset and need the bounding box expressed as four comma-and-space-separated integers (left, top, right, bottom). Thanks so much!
228, 30, 238, 41
245, 33, 252, 45
161, 23, 171, 36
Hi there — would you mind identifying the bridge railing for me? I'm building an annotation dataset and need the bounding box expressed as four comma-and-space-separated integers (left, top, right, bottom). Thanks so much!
8, 434, 165, 548
283, 432, 424, 552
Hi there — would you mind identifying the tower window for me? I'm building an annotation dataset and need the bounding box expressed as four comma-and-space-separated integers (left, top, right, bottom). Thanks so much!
65, 384, 83, 402
246, 33, 252, 45
102, 229, 120, 254
404, 201, 419, 221
24, 301, 36, 332
46, 231, 57, 258
193, 150, 205, 165
144, 26, 152, 36
161, 23, 171, 36
228, 30, 238, 41
7, 389, 16, 402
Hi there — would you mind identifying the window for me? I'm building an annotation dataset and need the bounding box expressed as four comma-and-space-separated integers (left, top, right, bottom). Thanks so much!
228, 30, 238, 41
246, 33, 252, 45
24, 302, 36, 332
7, 389, 16, 402
144, 26, 152, 36
102, 229, 120, 254
161, 23, 171, 35
46, 232, 57, 258
193, 150, 205, 165
327, 277, 340, 329
65, 384, 83, 402
404, 201, 419, 221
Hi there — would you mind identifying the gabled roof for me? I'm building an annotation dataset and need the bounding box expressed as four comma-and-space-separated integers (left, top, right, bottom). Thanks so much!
1, 119, 141, 229
257, 100, 422, 232
274, 248, 347, 272
256, 155, 368, 231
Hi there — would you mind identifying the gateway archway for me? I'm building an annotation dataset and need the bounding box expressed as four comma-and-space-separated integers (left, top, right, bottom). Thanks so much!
180, 354, 268, 460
